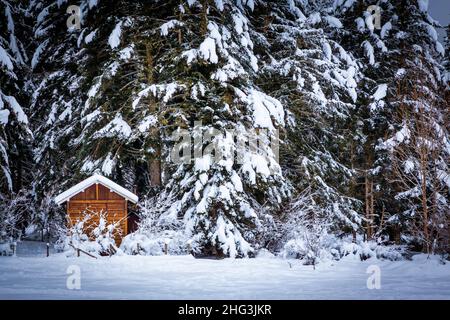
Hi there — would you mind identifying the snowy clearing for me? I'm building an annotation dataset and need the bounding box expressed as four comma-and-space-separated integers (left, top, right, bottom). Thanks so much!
0, 252, 449, 300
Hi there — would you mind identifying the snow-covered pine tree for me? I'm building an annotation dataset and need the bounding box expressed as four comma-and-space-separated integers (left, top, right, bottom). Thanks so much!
377, 1, 448, 253
330, 0, 405, 242
255, 0, 362, 245
134, 0, 290, 257
0, 0, 33, 241
29, 0, 175, 239
0, 0, 32, 195
334, 0, 448, 250
27, 0, 100, 235
69, 0, 161, 193
30, 0, 171, 196
29, 0, 101, 192
387, 71, 449, 254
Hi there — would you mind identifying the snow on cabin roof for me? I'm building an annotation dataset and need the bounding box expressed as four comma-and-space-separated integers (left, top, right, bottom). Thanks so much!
54, 174, 139, 205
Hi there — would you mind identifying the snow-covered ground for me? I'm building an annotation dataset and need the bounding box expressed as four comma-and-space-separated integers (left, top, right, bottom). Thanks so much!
0, 243, 449, 299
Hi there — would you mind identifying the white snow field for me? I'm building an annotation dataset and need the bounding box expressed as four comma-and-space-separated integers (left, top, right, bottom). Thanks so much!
0, 249, 449, 300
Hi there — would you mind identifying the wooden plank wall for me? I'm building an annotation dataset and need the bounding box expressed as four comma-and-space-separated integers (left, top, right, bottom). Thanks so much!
67, 183, 128, 244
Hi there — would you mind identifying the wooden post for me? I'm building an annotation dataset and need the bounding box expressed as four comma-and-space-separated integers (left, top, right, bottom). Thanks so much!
77, 248, 80, 257
137, 243, 141, 255
46, 243, 50, 257
164, 243, 168, 255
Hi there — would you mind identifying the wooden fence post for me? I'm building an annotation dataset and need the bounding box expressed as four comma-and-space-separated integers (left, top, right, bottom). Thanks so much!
164, 243, 168, 255
46, 243, 50, 257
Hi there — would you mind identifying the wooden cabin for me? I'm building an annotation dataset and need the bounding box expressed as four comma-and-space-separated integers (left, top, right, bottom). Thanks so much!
54, 174, 139, 245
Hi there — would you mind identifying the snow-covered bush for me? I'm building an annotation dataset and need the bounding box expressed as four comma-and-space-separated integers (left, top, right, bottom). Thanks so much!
120, 198, 190, 256
279, 188, 336, 265
256, 248, 276, 259
282, 234, 406, 263
0, 192, 28, 243
120, 231, 189, 256
280, 188, 405, 263
58, 209, 120, 256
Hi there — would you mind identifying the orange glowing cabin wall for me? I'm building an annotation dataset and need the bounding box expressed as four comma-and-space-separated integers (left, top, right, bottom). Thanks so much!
66, 183, 128, 244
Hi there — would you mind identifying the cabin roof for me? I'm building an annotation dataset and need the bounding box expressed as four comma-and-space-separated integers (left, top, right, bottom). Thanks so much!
54, 174, 139, 205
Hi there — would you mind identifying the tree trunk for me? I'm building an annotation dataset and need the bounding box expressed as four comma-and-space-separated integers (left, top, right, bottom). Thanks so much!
178, 0, 183, 44
149, 156, 161, 186
420, 160, 430, 253
365, 171, 374, 240
394, 226, 401, 245
145, 41, 161, 187
200, 0, 208, 36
